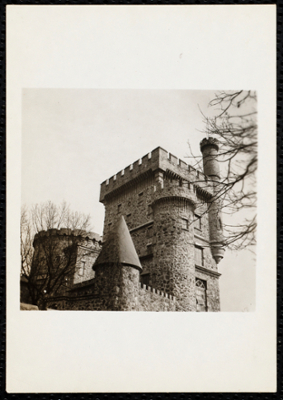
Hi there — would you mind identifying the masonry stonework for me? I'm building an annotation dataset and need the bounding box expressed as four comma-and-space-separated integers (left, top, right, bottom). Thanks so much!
33, 229, 102, 287
23, 137, 225, 312
95, 138, 225, 312
46, 282, 176, 311
151, 197, 196, 311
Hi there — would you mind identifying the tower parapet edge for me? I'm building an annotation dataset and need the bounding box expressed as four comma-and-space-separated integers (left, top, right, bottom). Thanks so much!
151, 181, 197, 210
33, 228, 102, 246
200, 137, 219, 153
99, 146, 213, 203
200, 137, 225, 264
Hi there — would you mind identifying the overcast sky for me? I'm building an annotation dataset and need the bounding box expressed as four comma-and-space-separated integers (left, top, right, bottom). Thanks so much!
22, 88, 256, 311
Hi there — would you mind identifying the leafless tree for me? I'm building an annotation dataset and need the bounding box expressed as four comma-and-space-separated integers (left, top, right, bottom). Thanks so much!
189, 91, 257, 251
21, 201, 93, 309
21, 205, 34, 278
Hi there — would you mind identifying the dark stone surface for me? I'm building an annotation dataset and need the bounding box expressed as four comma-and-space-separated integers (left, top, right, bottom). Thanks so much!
94, 215, 142, 271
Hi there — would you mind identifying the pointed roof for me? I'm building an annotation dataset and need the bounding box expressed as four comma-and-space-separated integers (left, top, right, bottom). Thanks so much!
93, 215, 142, 271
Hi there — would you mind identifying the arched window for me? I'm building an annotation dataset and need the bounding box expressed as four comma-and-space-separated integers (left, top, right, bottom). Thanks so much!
195, 278, 207, 312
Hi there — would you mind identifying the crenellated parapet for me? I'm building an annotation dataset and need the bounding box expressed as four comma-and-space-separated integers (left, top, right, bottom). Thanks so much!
100, 146, 211, 203
140, 282, 176, 301
151, 181, 198, 209
33, 228, 102, 247
46, 282, 176, 311
200, 137, 219, 153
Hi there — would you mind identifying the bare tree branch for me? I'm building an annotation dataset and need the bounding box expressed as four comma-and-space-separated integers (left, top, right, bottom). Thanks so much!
195, 91, 257, 251
21, 201, 94, 309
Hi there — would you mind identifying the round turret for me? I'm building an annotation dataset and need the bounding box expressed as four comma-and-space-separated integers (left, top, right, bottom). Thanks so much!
31, 228, 102, 294
151, 181, 197, 210
149, 179, 198, 311
200, 137, 220, 179
33, 228, 101, 246
200, 137, 225, 264
92, 216, 141, 311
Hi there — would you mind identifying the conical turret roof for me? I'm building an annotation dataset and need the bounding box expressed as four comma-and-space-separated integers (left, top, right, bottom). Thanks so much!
93, 215, 142, 271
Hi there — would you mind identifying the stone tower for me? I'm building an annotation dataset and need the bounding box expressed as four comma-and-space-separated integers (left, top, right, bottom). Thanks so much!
200, 137, 225, 264
30, 229, 101, 302
99, 139, 224, 312
92, 215, 142, 311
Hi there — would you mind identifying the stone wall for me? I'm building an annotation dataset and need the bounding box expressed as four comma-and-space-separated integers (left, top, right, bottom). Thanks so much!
193, 202, 219, 273
47, 294, 105, 311
102, 176, 155, 241
73, 240, 101, 284
137, 284, 176, 311
193, 201, 221, 312
47, 282, 176, 311
93, 264, 140, 311
195, 268, 221, 312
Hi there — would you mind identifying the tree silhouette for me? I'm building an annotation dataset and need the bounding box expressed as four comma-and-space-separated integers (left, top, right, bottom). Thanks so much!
20, 201, 94, 309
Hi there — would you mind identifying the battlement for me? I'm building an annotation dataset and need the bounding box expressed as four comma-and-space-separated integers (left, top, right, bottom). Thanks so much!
151, 182, 198, 208
33, 228, 102, 245
200, 137, 219, 152
100, 147, 209, 202
140, 282, 176, 301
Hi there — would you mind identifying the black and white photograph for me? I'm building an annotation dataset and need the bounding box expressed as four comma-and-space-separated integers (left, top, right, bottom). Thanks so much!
20, 89, 257, 313
6, 5, 276, 393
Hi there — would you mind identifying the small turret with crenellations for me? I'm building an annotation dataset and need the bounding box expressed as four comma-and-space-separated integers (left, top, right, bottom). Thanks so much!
200, 137, 225, 264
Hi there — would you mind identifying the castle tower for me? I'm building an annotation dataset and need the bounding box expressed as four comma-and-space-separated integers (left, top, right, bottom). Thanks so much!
29, 228, 101, 309
200, 137, 225, 264
99, 144, 223, 312
150, 174, 198, 311
92, 215, 142, 311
